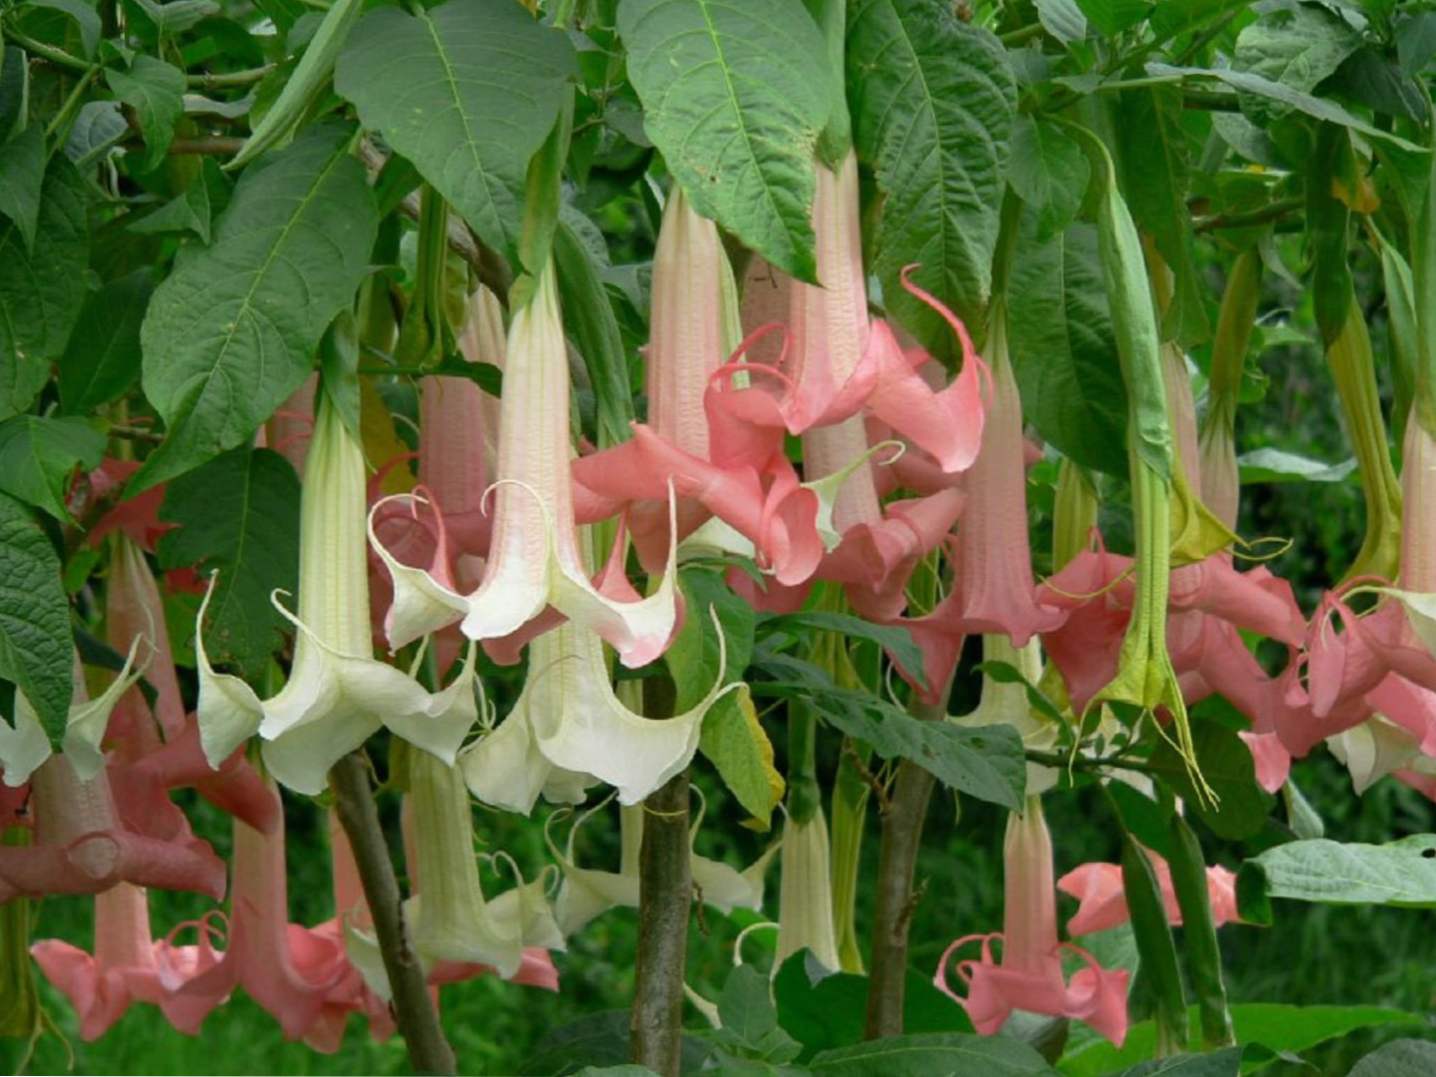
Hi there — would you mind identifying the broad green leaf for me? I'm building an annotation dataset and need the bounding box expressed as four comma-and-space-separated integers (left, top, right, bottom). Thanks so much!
1060, 1004, 1422, 1076
520, 1011, 713, 1074
0, 125, 45, 252
1398, 13, 1436, 74
620, 0, 829, 282
129, 0, 219, 35
1330, 47, 1426, 123
1236, 448, 1356, 484
1008, 116, 1088, 241
1116, 86, 1207, 345
106, 55, 186, 171
848, 0, 1016, 356
1111, 1049, 1241, 1077
63, 101, 128, 168
1232, 2, 1362, 126
1148, 722, 1273, 840
335, 0, 575, 256
32, 0, 100, 57
757, 610, 926, 691
666, 569, 781, 826
554, 218, 632, 450
1146, 63, 1426, 153
0, 492, 72, 742
1350, 1039, 1436, 1077
811, 1032, 1055, 1074
156, 447, 301, 680
753, 660, 1025, 808
127, 173, 211, 242
0, 416, 105, 520
1007, 219, 1128, 477
714, 964, 802, 1063
0, 47, 26, 143
1035, 0, 1086, 45
1075, 0, 1152, 37
58, 270, 154, 414
773, 952, 971, 1061
230, 0, 364, 170
133, 123, 378, 492
1236, 834, 1436, 924
0, 155, 89, 421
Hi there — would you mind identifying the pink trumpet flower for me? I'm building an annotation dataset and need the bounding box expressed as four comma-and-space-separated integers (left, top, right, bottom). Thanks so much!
0, 752, 225, 904
935, 796, 1129, 1045
704, 153, 990, 478
371, 262, 679, 668
1058, 855, 1241, 936
1305, 419, 1436, 716
571, 188, 823, 586
159, 781, 347, 1041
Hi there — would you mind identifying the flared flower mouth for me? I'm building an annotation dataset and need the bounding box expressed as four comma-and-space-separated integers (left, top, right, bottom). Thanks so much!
368, 262, 681, 669
195, 392, 482, 795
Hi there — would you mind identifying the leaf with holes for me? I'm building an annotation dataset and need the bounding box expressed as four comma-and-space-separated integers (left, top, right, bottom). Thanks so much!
133, 123, 377, 492
1236, 834, 1436, 925
620, 0, 831, 282
156, 447, 301, 680
848, 0, 1016, 358
335, 0, 575, 257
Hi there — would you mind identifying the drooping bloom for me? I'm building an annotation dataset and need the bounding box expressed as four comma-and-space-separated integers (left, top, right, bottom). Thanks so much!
1058, 854, 1240, 936
935, 796, 1129, 1044
196, 390, 481, 795
401, 749, 563, 979
462, 603, 733, 812
775, 808, 841, 973
158, 782, 346, 1041
371, 261, 679, 668
572, 188, 823, 586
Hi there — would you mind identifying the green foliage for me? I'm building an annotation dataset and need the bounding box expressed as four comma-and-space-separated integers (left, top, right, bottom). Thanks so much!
134, 124, 377, 491
157, 447, 301, 681
0, 414, 104, 521
847, 0, 1016, 355
1237, 833, 1436, 923
0, 493, 71, 741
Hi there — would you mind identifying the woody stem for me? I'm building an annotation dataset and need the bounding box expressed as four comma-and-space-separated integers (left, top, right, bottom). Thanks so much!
330, 751, 456, 1076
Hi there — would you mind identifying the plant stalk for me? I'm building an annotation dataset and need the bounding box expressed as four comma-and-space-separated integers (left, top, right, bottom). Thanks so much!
864, 693, 948, 1039
329, 751, 456, 1076
630, 768, 692, 1076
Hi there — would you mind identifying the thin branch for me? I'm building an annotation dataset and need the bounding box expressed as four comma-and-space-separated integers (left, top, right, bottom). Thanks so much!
4, 30, 89, 72
185, 65, 275, 89
1194, 196, 1302, 234
329, 752, 456, 1077
167, 136, 246, 156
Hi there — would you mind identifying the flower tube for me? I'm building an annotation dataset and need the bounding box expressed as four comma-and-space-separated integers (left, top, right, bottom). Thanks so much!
372, 261, 679, 668
196, 390, 481, 795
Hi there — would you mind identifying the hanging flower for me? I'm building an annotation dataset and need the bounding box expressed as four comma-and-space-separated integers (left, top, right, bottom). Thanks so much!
196, 391, 481, 795
370, 261, 680, 668
935, 796, 1129, 1045
1058, 854, 1241, 936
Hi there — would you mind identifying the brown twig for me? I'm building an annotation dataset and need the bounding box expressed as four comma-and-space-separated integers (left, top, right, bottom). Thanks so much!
864, 693, 949, 1040
843, 739, 892, 815
630, 770, 692, 1077
329, 752, 456, 1076
167, 136, 246, 157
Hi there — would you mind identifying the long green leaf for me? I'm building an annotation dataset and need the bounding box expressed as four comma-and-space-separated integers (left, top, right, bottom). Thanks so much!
156, 447, 301, 680
1166, 814, 1234, 1048
848, 0, 1016, 355
1236, 834, 1436, 924
1121, 835, 1189, 1057
335, 0, 575, 256
0, 493, 72, 743
619, 0, 830, 282
133, 123, 378, 491
810, 1032, 1054, 1075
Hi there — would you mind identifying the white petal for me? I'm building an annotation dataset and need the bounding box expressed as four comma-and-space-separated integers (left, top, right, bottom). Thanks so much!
1328, 717, 1420, 794
366, 496, 470, 650
342, 918, 392, 1001
461, 706, 552, 815
62, 638, 147, 781
381, 645, 480, 768
195, 575, 264, 767
405, 893, 525, 980
261, 707, 381, 796
456, 482, 553, 642
0, 692, 54, 787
